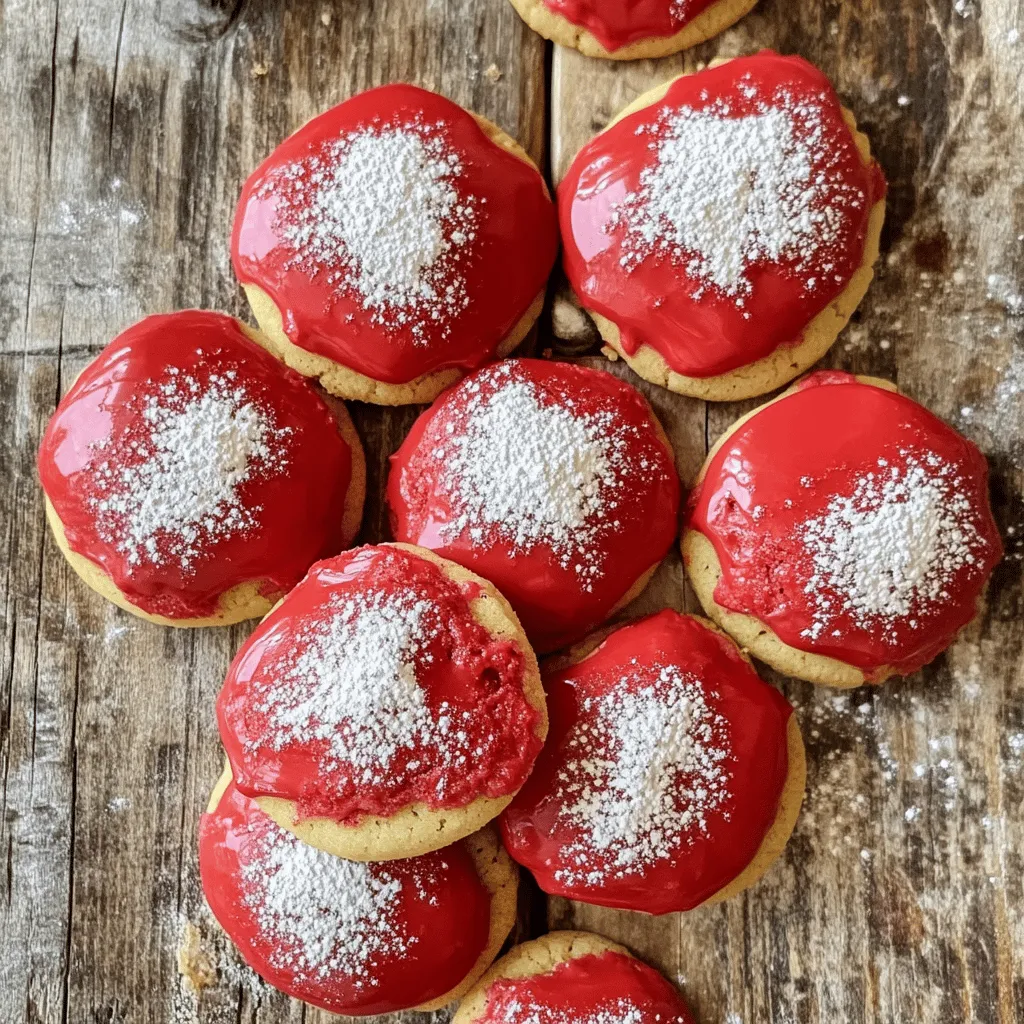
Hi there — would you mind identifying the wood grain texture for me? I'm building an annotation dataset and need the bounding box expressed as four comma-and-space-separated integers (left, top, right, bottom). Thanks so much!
549, 3, 1024, 1024
1, 0, 1022, 1023
0, 2, 544, 1022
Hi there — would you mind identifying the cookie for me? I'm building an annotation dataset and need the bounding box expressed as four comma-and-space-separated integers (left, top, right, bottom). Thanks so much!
217, 542, 548, 860
37, 310, 365, 627
507, 0, 756, 61
500, 609, 804, 913
453, 931, 694, 1024
387, 359, 681, 653
558, 52, 887, 401
683, 371, 1003, 686
199, 768, 518, 1015
233, 83, 558, 405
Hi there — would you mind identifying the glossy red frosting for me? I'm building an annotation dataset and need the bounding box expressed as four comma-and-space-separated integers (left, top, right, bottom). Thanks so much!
387, 359, 681, 653
558, 53, 888, 379
199, 780, 491, 1015
37, 311, 354, 620
500, 610, 792, 913
232, 83, 558, 386
218, 544, 543, 823
477, 949, 694, 1024
543, 0, 717, 51
686, 372, 1003, 677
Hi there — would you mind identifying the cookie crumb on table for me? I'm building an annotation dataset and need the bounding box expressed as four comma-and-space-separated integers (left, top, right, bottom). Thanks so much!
177, 921, 216, 993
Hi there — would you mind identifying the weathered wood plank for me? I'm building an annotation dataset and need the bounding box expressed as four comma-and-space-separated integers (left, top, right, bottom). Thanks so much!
0, 2, 545, 1023
548, 2, 1024, 1023
4, 0, 1024, 1022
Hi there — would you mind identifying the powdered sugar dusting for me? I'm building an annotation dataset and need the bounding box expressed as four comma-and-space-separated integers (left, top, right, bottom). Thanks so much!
553, 664, 731, 886
251, 588, 437, 781
429, 363, 666, 589
240, 819, 410, 985
246, 584, 493, 794
610, 79, 866, 306
800, 451, 989, 642
265, 122, 478, 341
90, 369, 289, 571
501, 997, 647, 1024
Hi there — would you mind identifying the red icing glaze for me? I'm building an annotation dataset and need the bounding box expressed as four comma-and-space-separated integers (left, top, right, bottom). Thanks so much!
198, 781, 491, 1015
218, 544, 544, 823
558, 53, 888, 379
477, 949, 694, 1024
387, 359, 681, 653
37, 311, 354, 620
543, 0, 717, 52
686, 372, 1003, 677
232, 83, 558, 386
500, 610, 792, 913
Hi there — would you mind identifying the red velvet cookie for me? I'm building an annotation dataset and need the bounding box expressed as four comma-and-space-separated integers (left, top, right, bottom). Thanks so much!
559, 53, 887, 400
199, 776, 517, 1015
37, 311, 364, 626
500, 610, 804, 914
232, 83, 558, 404
683, 372, 1004, 686
217, 543, 547, 860
387, 359, 680, 653
508, 0, 757, 61
454, 932, 695, 1024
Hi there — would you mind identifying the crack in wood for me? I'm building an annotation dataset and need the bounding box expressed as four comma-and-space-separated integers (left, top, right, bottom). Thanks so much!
107, 0, 128, 156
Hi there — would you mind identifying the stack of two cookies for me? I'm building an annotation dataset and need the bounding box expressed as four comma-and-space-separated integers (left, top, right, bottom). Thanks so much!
202, 542, 547, 1014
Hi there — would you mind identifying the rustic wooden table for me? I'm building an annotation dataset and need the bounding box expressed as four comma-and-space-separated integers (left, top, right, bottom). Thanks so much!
2, 1, 1022, 1022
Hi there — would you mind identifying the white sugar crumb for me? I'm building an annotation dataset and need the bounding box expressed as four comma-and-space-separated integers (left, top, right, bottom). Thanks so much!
610, 78, 865, 305
553, 664, 731, 886
799, 452, 987, 642
241, 823, 409, 984
1008, 733, 1024, 772
248, 586, 494, 788
267, 122, 478, 341
90, 370, 288, 572
668, 0, 698, 22
432, 364, 665, 589
986, 272, 1024, 316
